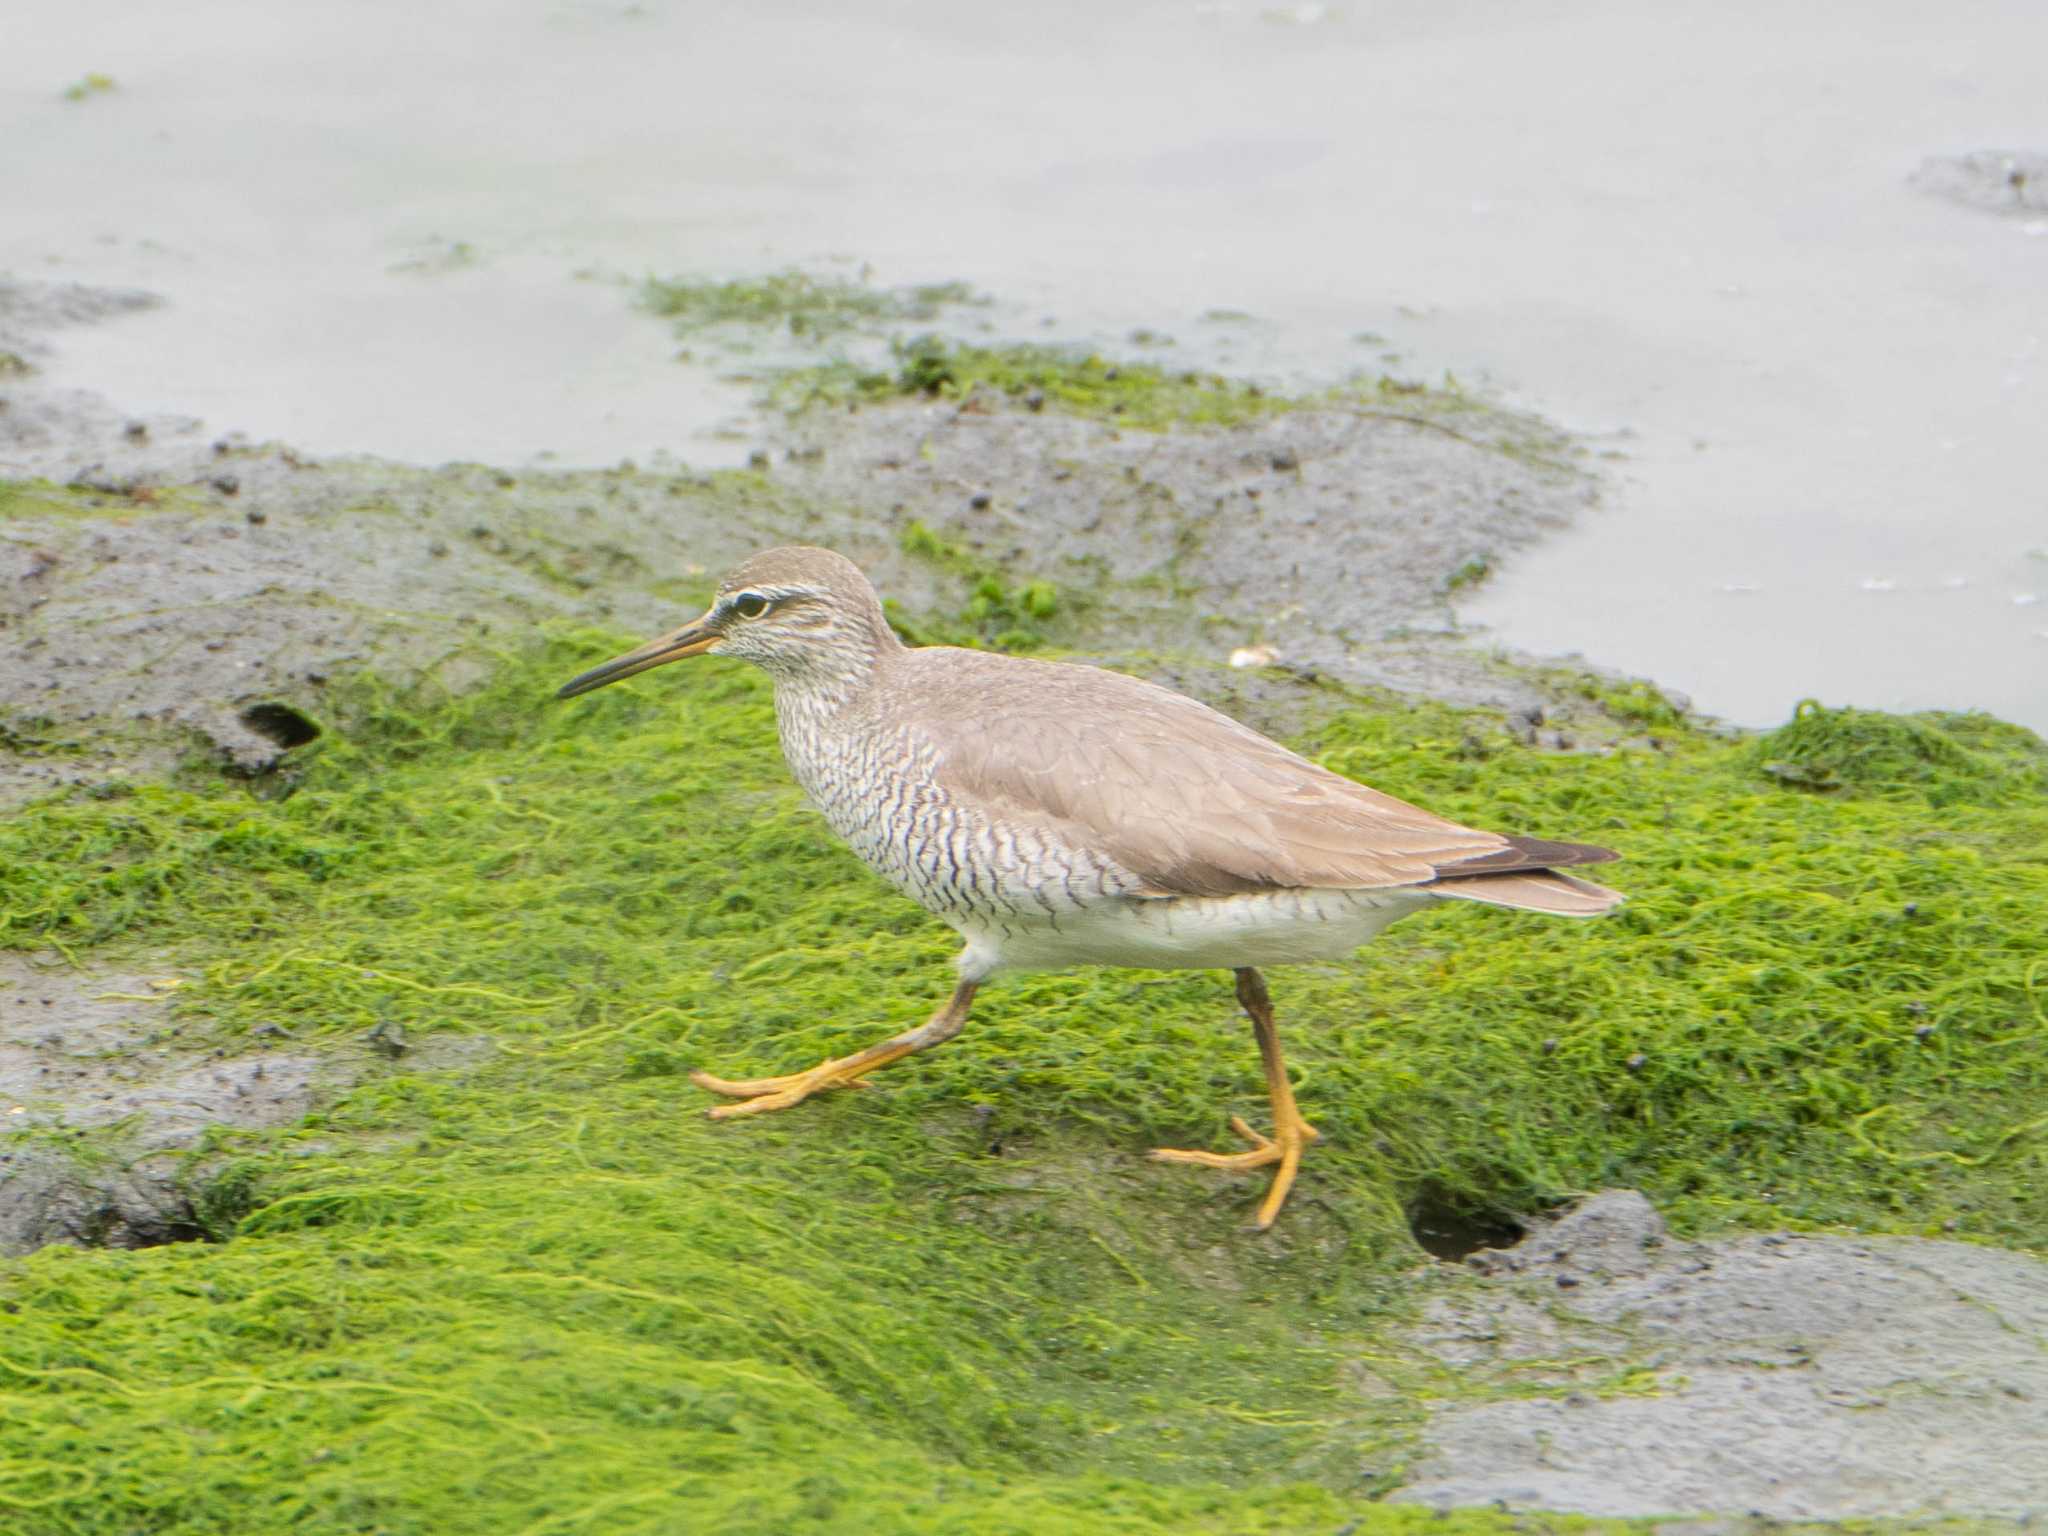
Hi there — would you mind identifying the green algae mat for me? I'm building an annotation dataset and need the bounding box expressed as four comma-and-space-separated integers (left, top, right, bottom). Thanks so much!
3, 640, 2045, 1534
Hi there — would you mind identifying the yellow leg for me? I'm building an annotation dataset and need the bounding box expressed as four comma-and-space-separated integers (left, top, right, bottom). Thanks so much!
691, 980, 977, 1119
1151, 967, 1320, 1229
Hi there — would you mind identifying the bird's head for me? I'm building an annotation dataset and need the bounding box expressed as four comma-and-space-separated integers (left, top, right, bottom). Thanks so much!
556, 545, 896, 700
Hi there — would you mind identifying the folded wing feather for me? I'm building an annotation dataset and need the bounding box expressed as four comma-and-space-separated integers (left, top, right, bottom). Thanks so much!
917, 653, 1617, 904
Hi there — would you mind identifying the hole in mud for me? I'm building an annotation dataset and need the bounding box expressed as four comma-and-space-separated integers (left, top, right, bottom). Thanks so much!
1405, 1182, 1526, 1261
238, 701, 321, 750
68, 1205, 214, 1251
26, 1168, 255, 1256
123, 1219, 211, 1249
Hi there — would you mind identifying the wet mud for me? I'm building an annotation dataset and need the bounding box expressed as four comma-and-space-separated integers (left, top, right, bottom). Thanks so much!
0, 952, 490, 1255
1398, 1191, 2048, 1520
0, 952, 319, 1253
771, 382, 1592, 680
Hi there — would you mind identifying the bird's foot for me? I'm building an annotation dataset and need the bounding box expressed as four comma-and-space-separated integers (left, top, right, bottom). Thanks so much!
1151, 1113, 1320, 1229
690, 986, 976, 1121
688, 1057, 882, 1119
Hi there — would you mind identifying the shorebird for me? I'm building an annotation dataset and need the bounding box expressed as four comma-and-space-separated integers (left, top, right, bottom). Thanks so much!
558, 546, 1621, 1228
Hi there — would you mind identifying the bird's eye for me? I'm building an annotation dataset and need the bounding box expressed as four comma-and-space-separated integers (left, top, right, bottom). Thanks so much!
729, 592, 771, 620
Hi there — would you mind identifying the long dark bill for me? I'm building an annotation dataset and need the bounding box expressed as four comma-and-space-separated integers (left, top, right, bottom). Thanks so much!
555, 615, 720, 699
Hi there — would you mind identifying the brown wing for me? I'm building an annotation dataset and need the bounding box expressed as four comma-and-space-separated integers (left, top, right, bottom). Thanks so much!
906, 649, 1597, 898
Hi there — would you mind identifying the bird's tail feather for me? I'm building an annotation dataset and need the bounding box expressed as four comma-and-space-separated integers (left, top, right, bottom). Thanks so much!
1430, 868, 1623, 916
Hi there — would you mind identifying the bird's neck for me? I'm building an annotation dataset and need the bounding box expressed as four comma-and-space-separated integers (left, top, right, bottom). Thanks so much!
763, 611, 901, 719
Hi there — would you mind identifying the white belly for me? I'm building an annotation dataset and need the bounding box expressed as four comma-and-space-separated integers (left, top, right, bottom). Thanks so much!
953, 887, 1429, 979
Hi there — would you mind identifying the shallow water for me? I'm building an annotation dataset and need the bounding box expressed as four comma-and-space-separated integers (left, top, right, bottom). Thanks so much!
4, 0, 2044, 728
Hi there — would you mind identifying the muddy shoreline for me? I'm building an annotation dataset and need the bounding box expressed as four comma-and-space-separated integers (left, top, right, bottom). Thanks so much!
4, 280, 2044, 1526
1, 280, 1626, 805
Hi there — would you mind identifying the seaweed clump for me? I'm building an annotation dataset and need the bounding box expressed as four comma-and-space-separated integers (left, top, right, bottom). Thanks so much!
0, 642, 2044, 1532
804, 335, 1303, 432
1754, 699, 2046, 803
641, 270, 980, 343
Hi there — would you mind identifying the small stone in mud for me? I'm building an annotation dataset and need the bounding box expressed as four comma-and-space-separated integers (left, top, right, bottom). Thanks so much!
72, 469, 137, 496
1912, 151, 2048, 215
968, 491, 991, 510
